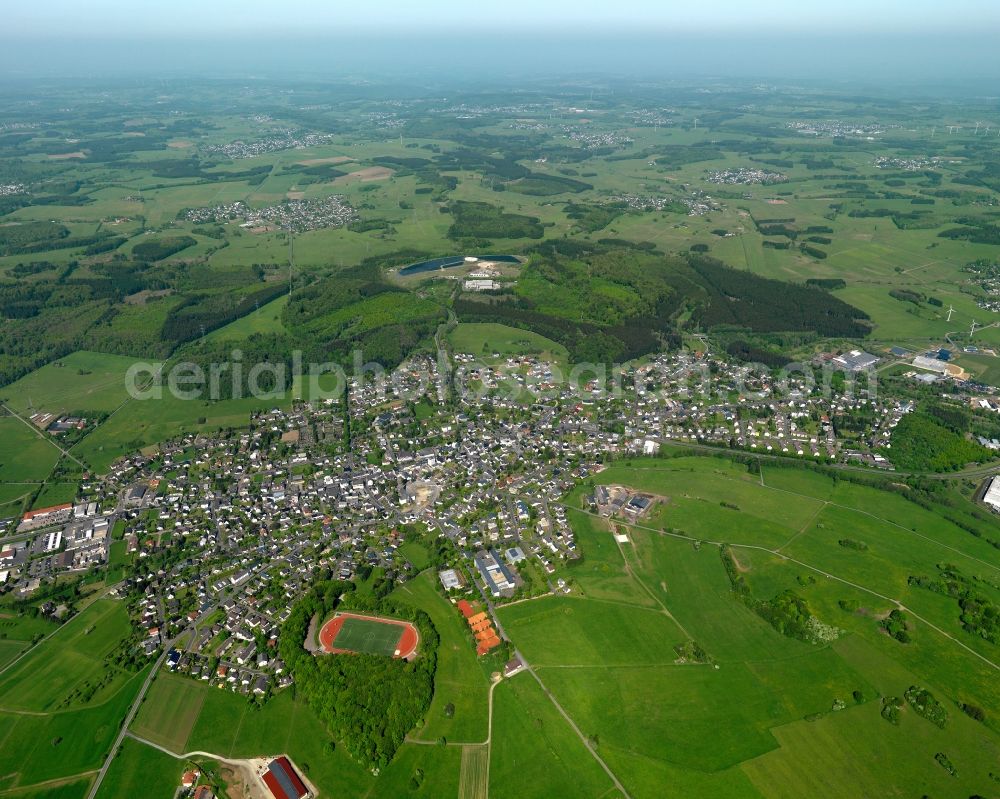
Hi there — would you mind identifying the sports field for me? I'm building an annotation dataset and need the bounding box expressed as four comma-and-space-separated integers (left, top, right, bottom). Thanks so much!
319, 612, 419, 658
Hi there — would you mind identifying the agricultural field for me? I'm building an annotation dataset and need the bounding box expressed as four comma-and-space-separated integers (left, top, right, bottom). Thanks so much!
448, 322, 569, 366
29, 481, 79, 510
0, 667, 147, 792
3, 79, 1000, 463
3, 70, 1000, 799
393, 570, 492, 743
0, 599, 133, 712
0, 415, 62, 483
0, 351, 143, 416
489, 456, 1000, 799
94, 737, 190, 799
489, 675, 620, 799
130, 680, 462, 798
131, 672, 208, 754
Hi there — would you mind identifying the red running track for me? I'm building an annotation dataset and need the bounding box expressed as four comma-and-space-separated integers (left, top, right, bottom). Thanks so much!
318, 612, 420, 659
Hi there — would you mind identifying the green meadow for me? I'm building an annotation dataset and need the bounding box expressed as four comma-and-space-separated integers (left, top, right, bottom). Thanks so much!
1, 351, 143, 416
0, 416, 61, 483
448, 323, 569, 367
489, 675, 620, 799
492, 456, 1000, 799
95, 737, 186, 799
393, 570, 492, 743
0, 599, 133, 712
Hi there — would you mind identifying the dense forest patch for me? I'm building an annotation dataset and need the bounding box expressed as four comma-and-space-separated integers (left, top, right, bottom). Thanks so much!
886, 412, 989, 472
279, 580, 438, 771
446, 201, 544, 241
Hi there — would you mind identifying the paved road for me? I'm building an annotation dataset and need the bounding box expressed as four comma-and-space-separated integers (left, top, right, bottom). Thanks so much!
86, 647, 169, 799
85, 588, 225, 799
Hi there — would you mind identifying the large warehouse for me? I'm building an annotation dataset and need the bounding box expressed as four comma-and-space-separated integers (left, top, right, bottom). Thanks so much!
262, 757, 309, 799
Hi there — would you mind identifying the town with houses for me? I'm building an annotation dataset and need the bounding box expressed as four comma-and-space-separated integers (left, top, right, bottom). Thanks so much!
183, 196, 358, 233
205, 131, 338, 160
3, 337, 1000, 710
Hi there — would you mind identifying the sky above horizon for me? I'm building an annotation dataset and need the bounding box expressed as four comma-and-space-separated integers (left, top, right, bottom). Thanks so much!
9, 0, 1000, 36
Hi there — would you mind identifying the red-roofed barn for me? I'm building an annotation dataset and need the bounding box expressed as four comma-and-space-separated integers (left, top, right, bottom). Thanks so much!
262, 756, 309, 799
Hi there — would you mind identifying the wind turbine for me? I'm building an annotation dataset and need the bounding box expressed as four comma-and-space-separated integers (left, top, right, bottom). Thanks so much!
971, 320, 980, 338
975, 121, 982, 135
946, 305, 955, 322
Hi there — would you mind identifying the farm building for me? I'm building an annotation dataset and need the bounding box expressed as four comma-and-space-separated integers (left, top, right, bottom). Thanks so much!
624, 494, 652, 515
262, 756, 309, 799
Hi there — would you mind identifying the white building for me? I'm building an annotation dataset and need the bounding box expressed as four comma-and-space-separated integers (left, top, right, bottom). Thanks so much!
438, 568, 464, 591
463, 279, 496, 292
983, 476, 1000, 512
912, 356, 950, 375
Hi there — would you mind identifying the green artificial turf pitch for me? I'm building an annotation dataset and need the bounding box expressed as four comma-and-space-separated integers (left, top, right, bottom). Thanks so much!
332, 616, 405, 656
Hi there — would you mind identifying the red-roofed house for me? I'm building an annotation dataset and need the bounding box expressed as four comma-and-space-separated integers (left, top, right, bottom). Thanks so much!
476, 635, 502, 656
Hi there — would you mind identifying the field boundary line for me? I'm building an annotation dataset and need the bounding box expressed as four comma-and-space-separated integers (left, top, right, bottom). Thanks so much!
122, 731, 252, 766
0, 591, 122, 678
535, 662, 704, 669
0, 769, 98, 796
561, 594, 663, 613
563, 505, 1000, 673
759, 480, 1000, 573
518, 656, 633, 799
0, 667, 145, 716
776, 501, 829, 552
1, 403, 87, 470
610, 522, 694, 641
